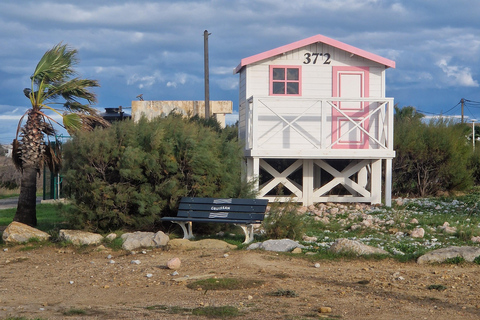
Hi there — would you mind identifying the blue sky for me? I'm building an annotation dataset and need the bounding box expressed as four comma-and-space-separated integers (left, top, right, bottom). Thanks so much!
0, 0, 479, 144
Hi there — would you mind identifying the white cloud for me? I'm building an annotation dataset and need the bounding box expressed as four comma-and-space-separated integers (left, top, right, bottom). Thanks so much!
127, 71, 164, 89
437, 59, 479, 87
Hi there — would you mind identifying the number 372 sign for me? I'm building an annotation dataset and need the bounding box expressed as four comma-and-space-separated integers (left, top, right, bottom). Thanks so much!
303, 52, 331, 65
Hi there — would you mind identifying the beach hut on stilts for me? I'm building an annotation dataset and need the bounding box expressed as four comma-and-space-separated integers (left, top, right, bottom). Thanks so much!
234, 34, 396, 206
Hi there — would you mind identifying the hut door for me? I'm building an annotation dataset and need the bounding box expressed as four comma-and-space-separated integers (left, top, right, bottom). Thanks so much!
331, 67, 370, 149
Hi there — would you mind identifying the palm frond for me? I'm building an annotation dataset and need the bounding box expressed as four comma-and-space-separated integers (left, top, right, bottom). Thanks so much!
44, 141, 62, 174
45, 78, 100, 104
62, 113, 83, 133
63, 112, 110, 135
32, 43, 78, 86
11, 139, 23, 171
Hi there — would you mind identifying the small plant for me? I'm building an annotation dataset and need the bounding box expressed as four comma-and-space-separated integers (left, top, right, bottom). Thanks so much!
267, 289, 299, 297
427, 284, 447, 291
473, 256, 480, 265
63, 308, 87, 316
444, 256, 465, 264
262, 199, 306, 240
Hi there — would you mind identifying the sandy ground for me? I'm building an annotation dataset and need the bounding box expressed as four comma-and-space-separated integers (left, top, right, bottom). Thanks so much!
1, 244, 480, 320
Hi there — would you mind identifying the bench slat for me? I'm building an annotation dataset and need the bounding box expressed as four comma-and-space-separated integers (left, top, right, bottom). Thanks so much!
178, 202, 266, 213
176, 210, 265, 220
164, 217, 261, 224
180, 197, 268, 206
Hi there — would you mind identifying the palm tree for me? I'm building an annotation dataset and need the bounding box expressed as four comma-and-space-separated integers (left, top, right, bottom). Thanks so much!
12, 43, 109, 226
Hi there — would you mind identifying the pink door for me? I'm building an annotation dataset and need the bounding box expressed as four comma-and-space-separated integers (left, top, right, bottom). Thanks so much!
331, 66, 369, 149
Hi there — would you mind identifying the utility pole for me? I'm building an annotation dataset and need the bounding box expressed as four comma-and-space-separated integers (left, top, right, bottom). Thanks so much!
461, 98, 465, 123
204, 30, 211, 119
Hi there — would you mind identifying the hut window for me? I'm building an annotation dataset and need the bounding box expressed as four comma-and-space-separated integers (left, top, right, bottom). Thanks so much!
270, 66, 301, 96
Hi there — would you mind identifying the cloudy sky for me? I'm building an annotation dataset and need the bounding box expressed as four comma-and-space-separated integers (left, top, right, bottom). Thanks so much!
0, 0, 479, 144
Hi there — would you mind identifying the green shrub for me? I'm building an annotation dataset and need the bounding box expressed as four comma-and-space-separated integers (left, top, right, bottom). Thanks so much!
61, 114, 254, 232
262, 200, 306, 240
393, 106, 474, 197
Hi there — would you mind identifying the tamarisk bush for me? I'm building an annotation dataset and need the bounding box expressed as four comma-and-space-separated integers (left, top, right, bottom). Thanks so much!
62, 114, 253, 232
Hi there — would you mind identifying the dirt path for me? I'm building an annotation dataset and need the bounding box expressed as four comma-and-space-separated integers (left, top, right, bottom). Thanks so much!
1, 245, 480, 319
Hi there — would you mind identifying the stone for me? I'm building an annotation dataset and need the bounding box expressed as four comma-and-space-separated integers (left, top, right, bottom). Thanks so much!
410, 227, 425, 238
291, 247, 302, 254
471, 236, 480, 243
302, 235, 318, 242
167, 257, 181, 270
247, 239, 305, 252
2, 221, 50, 244
329, 238, 389, 256
410, 218, 419, 224
318, 307, 332, 313
105, 233, 117, 241
167, 239, 237, 250
121, 231, 169, 251
417, 246, 480, 264
59, 229, 104, 245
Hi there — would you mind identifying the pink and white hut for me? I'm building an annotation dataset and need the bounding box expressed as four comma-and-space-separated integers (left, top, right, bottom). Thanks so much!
234, 34, 396, 206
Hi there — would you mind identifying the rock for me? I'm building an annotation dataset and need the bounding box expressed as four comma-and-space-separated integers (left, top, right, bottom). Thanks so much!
167, 257, 181, 270
437, 222, 457, 234
2, 221, 50, 244
410, 227, 425, 238
121, 231, 169, 251
291, 247, 302, 254
105, 233, 117, 241
314, 263, 320, 268
131, 260, 141, 265
167, 239, 237, 250
410, 218, 419, 224
59, 230, 104, 245
247, 239, 305, 252
302, 235, 317, 242
318, 306, 332, 313
329, 238, 389, 256
417, 246, 480, 264
471, 236, 480, 243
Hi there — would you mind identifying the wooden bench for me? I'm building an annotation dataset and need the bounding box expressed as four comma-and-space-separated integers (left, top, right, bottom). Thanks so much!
161, 197, 268, 243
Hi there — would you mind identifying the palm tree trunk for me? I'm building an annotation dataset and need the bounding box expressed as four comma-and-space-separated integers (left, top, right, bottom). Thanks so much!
13, 165, 38, 227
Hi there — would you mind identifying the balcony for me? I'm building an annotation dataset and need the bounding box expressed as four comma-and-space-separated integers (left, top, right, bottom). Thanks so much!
243, 96, 395, 160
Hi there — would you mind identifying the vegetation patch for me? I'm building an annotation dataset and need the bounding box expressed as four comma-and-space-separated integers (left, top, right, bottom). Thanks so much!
427, 284, 447, 291
186, 278, 264, 291
267, 289, 299, 297
63, 308, 87, 316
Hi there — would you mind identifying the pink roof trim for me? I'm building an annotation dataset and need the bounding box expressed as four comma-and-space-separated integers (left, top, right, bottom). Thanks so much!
234, 34, 396, 73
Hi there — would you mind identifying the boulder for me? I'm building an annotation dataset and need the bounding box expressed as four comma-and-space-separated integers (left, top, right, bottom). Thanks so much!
247, 239, 305, 252
121, 231, 169, 251
410, 227, 425, 238
417, 246, 480, 264
2, 221, 50, 244
329, 238, 389, 256
59, 230, 104, 245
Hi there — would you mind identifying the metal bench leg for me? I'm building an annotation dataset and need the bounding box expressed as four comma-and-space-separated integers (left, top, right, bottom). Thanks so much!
174, 221, 194, 240
239, 224, 255, 244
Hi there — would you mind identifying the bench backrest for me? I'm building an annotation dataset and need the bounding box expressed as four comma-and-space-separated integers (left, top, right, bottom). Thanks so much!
178, 197, 268, 221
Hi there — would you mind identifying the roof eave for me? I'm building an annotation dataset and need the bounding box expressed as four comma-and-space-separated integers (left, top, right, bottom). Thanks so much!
234, 34, 395, 74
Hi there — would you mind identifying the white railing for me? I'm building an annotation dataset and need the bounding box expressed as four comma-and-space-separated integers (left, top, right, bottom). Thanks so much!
245, 96, 394, 157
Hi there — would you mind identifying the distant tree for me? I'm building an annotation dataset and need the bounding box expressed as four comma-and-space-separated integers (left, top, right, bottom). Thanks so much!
12, 43, 108, 226
393, 106, 473, 197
